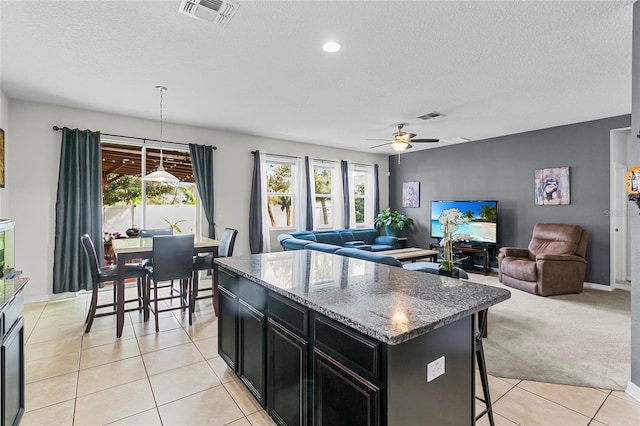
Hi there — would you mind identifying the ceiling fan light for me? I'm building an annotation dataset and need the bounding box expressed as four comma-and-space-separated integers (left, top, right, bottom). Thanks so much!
391, 141, 409, 152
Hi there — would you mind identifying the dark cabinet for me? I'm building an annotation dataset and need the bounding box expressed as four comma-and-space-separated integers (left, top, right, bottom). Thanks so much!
0, 282, 27, 426
238, 299, 266, 406
267, 319, 308, 426
313, 348, 380, 426
1, 318, 24, 426
218, 285, 238, 370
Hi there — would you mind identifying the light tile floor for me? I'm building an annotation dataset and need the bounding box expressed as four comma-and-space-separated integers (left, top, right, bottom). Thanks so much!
20, 278, 640, 425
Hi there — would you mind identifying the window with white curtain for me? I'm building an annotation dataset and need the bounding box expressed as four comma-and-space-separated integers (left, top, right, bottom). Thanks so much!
264, 155, 297, 229
312, 161, 335, 229
352, 166, 367, 226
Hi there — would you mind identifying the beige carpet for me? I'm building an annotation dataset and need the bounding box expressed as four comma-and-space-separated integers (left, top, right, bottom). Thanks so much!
470, 274, 631, 390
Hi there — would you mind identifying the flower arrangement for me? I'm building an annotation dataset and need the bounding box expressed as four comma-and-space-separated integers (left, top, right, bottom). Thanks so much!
438, 208, 471, 272
103, 232, 122, 244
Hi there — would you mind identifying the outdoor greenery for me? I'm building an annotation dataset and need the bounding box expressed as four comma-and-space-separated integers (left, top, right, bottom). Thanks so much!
374, 208, 414, 231
266, 163, 293, 227
103, 175, 196, 206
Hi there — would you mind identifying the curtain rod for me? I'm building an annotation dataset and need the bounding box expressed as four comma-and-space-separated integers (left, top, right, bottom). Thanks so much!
251, 150, 298, 159
251, 150, 377, 167
52, 126, 217, 150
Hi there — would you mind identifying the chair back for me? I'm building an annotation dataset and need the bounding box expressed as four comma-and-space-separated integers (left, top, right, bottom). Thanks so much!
80, 234, 101, 285
219, 228, 238, 258
151, 234, 194, 281
140, 228, 173, 237
527, 223, 583, 259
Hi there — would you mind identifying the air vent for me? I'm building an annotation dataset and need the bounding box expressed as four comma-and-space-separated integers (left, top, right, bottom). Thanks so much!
417, 111, 446, 121
178, 0, 239, 27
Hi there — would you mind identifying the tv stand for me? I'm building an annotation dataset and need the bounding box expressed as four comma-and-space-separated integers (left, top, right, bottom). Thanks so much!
430, 243, 490, 275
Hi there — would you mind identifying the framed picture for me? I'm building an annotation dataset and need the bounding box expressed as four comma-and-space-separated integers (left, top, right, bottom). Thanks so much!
0, 128, 4, 188
535, 167, 570, 205
402, 181, 420, 207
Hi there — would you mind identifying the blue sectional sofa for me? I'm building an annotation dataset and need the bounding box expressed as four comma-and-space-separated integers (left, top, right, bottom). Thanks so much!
277, 230, 469, 279
278, 229, 399, 252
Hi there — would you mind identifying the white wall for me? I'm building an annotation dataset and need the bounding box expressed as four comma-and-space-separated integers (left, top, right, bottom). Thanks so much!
7, 99, 389, 300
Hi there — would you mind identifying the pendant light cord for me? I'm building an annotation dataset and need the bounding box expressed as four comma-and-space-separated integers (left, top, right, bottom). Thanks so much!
157, 85, 167, 168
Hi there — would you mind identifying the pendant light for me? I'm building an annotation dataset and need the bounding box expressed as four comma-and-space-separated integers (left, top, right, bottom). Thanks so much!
143, 85, 179, 183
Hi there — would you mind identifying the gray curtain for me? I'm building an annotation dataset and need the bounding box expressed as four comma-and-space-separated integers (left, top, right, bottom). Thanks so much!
341, 160, 350, 229
305, 156, 313, 231
249, 151, 263, 254
53, 128, 102, 293
189, 143, 215, 238
374, 164, 380, 216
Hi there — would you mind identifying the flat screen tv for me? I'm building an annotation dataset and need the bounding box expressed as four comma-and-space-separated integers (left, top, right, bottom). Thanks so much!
430, 200, 498, 244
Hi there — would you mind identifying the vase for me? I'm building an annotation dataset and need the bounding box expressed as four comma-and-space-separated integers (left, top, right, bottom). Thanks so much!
438, 266, 459, 279
103, 242, 114, 265
383, 226, 398, 237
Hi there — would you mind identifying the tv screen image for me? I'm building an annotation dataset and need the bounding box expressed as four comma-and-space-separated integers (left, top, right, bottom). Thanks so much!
430, 200, 498, 244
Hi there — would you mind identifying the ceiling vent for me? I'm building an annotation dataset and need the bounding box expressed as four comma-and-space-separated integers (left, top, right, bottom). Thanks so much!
417, 111, 446, 121
178, 0, 239, 27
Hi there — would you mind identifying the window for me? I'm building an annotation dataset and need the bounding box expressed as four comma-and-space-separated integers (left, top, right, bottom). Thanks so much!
353, 166, 368, 226
101, 142, 197, 235
313, 162, 335, 229
265, 156, 296, 228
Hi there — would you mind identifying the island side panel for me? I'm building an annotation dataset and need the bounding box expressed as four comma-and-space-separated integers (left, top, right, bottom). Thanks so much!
386, 315, 475, 425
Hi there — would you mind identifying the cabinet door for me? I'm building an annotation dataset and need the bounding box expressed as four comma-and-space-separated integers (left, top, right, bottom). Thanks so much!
2, 317, 25, 426
218, 286, 238, 370
267, 319, 308, 426
238, 299, 266, 406
313, 349, 380, 426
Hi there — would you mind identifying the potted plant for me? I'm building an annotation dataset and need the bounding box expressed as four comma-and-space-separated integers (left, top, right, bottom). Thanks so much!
374, 208, 414, 236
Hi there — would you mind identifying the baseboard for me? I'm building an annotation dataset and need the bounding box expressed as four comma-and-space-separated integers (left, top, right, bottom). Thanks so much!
583, 282, 613, 291
24, 293, 80, 304
626, 381, 640, 402
614, 281, 632, 291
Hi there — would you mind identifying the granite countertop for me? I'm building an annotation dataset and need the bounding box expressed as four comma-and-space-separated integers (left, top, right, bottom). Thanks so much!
216, 251, 510, 345
0, 278, 29, 312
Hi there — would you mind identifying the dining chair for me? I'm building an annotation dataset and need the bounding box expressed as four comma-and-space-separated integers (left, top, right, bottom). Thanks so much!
145, 234, 195, 332
191, 228, 238, 312
80, 234, 146, 333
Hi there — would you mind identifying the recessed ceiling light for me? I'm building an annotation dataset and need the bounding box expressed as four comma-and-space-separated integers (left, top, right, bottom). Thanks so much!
322, 41, 341, 53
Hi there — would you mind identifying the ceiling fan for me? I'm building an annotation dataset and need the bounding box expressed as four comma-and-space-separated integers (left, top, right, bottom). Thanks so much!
368, 123, 439, 163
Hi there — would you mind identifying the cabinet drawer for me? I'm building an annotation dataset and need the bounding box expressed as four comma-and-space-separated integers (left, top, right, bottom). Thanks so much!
268, 292, 308, 336
219, 268, 239, 293
237, 277, 267, 311
313, 316, 381, 379
3, 294, 24, 337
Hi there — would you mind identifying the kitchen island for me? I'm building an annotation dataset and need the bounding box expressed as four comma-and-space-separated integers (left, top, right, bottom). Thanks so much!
215, 250, 510, 425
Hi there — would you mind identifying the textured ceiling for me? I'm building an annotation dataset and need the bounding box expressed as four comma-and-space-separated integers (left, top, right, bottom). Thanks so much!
0, 0, 634, 154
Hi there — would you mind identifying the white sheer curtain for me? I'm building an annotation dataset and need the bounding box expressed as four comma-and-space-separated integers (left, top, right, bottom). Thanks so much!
332, 162, 345, 230
347, 163, 357, 228
259, 152, 272, 252
365, 164, 376, 228
294, 157, 309, 231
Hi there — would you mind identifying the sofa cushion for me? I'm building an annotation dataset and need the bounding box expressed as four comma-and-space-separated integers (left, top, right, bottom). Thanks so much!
289, 231, 317, 242
280, 238, 313, 251
336, 230, 356, 244
500, 257, 537, 282
370, 244, 395, 252
314, 231, 344, 246
350, 229, 379, 245
305, 243, 342, 253
334, 248, 403, 267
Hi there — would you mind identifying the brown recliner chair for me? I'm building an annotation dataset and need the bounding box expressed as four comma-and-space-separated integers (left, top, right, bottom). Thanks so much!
498, 223, 588, 296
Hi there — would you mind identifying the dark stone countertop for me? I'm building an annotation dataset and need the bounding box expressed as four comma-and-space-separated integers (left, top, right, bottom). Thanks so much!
0, 278, 29, 312
216, 251, 510, 345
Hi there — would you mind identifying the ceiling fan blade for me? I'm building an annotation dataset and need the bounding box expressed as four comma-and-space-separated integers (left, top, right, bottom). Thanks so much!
410, 138, 439, 143
406, 143, 413, 149
370, 142, 392, 149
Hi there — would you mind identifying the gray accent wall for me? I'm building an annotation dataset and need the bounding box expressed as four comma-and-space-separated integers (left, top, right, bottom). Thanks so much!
389, 114, 630, 286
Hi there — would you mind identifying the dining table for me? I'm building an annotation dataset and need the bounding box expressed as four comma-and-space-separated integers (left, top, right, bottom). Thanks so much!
112, 235, 221, 338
